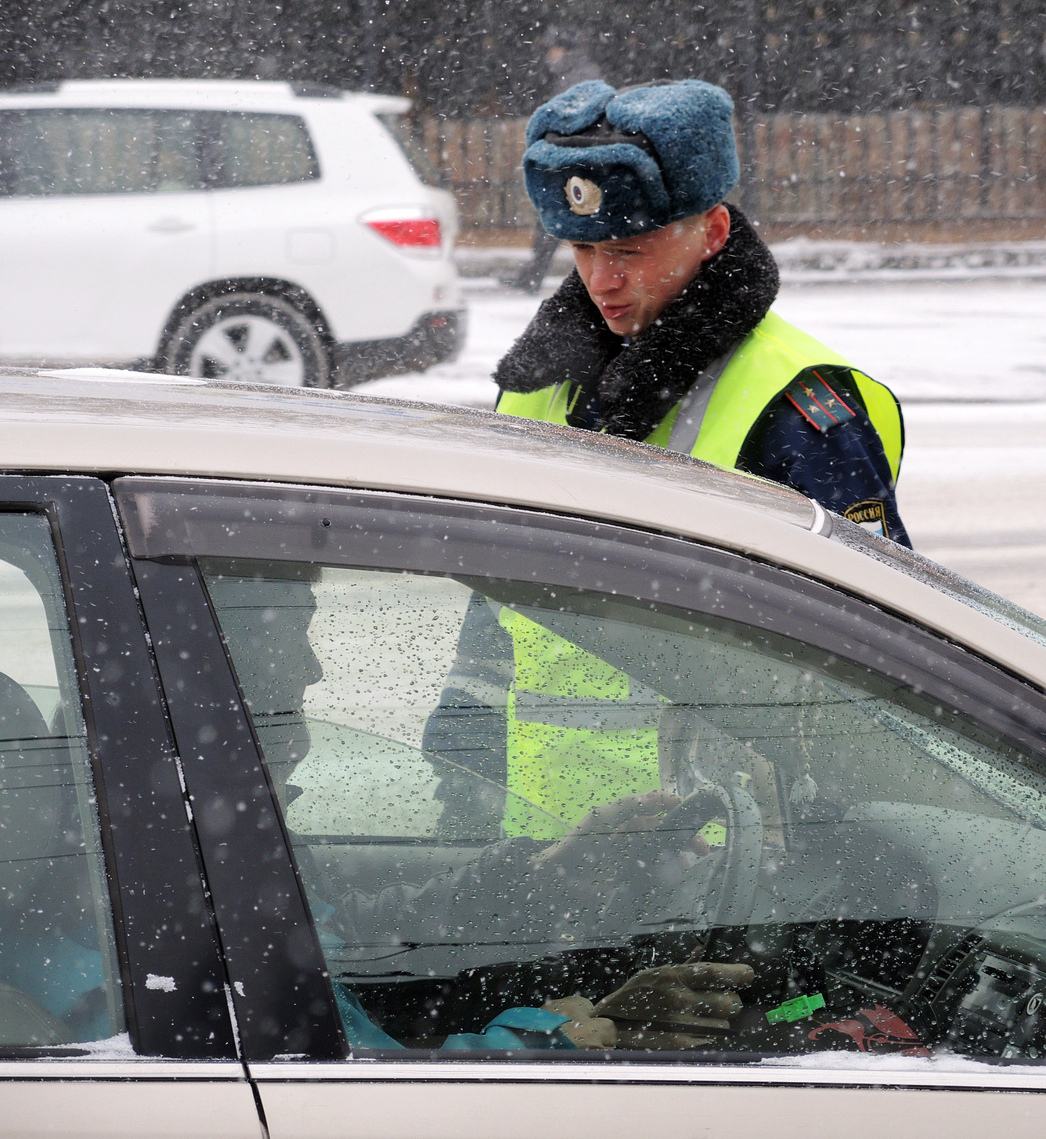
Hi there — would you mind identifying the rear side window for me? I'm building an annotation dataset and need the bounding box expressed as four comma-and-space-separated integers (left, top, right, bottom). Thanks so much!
0, 108, 318, 197
199, 111, 319, 188
0, 108, 201, 196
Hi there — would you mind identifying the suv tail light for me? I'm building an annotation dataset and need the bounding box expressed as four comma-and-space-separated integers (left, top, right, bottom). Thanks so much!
360, 207, 442, 250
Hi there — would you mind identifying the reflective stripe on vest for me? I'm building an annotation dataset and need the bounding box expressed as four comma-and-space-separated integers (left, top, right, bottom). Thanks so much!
497, 309, 904, 484
499, 609, 660, 839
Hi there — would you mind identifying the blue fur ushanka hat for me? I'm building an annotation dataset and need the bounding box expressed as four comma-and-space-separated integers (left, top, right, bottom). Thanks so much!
523, 79, 739, 241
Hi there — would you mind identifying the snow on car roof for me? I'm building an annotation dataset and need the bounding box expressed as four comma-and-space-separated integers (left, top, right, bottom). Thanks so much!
1, 368, 1044, 689
0, 367, 813, 528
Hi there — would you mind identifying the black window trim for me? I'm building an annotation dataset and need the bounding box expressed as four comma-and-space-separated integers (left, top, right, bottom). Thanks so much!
0, 475, 237, 1060
116, 476, 1046, 766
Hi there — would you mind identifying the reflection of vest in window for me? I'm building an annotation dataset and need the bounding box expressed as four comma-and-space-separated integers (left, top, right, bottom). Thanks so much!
496, 310, 903, 481
499, 609, 661, 839
497, 312, 904, 837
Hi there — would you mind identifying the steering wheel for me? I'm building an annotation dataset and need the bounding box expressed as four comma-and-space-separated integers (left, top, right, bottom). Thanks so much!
642, 776, 765, 932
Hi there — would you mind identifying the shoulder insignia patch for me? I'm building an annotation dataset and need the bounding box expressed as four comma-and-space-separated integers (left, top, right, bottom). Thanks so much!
783, 368, 856, 433
844, 498, 889, 539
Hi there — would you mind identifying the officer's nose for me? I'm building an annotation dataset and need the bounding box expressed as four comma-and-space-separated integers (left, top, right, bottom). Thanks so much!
587, 250, 624, 295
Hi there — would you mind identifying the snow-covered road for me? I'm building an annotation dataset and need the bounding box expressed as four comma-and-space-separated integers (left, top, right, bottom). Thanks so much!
356, 276, 1046, 617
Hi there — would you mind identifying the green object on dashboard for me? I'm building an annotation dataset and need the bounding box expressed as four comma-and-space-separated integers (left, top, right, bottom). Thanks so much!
700, 821, 727, 846
765, 993, 826, 1025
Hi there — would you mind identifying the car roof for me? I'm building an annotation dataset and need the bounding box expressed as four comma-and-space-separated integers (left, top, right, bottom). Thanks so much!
0, 78, 409, 114
2, 367, 1044, 690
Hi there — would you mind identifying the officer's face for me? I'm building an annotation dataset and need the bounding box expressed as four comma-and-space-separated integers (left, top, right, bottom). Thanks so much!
571, 205, 730, 337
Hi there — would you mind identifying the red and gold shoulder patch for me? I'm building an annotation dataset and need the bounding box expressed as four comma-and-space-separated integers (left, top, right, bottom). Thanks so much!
783, 368, 855, 433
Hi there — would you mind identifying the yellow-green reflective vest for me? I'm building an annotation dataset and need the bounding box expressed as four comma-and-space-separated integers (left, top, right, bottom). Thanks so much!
496, 309, 903, 482
495, 310, 903, 837
498, 608, 661, 839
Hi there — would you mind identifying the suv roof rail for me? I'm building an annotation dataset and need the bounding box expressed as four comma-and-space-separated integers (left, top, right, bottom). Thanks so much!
1, 80, 62, 94
290, 83, 344, 99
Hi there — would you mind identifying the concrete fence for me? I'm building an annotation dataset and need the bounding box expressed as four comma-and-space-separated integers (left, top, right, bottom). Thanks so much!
416, 107, 1046, 238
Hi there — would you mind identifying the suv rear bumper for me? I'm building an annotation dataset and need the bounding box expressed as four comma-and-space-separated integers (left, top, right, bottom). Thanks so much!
332, 309, 467, 386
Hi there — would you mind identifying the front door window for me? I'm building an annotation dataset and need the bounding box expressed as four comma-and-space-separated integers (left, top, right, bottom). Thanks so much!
199, 552, 1046, 1059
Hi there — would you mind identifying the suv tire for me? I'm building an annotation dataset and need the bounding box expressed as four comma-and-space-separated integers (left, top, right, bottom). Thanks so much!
163, 292, 332, 388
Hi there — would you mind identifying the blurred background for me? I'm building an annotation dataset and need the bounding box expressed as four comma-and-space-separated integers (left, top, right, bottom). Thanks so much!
5, 2, 1045, 242
2, 1, 1045, 612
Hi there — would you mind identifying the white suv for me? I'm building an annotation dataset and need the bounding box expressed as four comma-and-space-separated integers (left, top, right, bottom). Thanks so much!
0, 79, 464, 386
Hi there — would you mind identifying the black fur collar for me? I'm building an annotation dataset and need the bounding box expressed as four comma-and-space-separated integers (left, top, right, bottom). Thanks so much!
494, 205, 780, 441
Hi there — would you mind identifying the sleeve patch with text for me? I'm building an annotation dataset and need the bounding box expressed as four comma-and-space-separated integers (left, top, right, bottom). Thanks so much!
843, 498, 889, 538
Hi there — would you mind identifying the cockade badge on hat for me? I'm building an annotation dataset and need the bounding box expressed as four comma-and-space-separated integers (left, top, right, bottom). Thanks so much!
565, 176, 602, 215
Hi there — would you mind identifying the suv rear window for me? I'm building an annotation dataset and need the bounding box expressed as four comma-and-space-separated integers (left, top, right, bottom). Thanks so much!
375, 112, 443, 188
0, 108, 318, 196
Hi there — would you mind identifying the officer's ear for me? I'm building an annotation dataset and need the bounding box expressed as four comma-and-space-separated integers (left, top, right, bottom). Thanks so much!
701, 204, 731, 262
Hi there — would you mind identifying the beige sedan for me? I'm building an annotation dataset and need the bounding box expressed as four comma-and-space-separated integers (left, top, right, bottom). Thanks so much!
0, 368, 1044, 1138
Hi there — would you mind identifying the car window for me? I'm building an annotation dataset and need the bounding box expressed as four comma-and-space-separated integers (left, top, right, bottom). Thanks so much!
375, 112, 445, 188
0, 108, 318, 197
831, 512, 1046, 653
0, 513, 123, 1048
0, 108, 202, 196
199, 547, 1046, 1060
200, 112, 319, 189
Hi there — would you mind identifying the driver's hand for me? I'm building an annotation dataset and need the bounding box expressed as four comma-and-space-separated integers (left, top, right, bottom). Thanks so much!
530, 790, 708, 870
593, 961, 755, 1050
542, 995, 617, 1049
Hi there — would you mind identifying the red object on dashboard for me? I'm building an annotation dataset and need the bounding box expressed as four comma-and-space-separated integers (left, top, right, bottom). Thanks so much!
808, 1004, 929, 1056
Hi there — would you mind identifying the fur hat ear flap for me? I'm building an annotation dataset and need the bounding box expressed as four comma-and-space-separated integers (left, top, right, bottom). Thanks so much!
523, 79, 739, 242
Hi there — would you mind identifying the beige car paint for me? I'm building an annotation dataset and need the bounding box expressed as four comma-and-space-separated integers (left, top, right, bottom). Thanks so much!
2, 369, 1044, 690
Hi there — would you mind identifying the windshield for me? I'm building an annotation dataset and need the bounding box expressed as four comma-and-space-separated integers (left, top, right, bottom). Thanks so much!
830, 512, 1046, 653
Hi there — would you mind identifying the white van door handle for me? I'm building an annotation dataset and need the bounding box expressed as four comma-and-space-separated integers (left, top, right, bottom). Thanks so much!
148, 217, 196, 234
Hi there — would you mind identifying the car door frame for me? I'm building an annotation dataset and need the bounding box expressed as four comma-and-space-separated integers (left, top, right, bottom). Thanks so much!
116, 474, 1046, 1137
0, 475, 257, 1137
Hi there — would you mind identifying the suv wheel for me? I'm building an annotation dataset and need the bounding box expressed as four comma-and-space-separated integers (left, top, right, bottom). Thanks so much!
164, 293, 331, 388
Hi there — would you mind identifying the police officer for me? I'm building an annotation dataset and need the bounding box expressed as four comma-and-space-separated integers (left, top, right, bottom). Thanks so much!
426, 81, 912, 979
495, 78, 910, 545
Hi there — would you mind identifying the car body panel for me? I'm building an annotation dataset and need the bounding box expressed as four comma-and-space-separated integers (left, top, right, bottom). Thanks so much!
0, 1063, 261, 1139
1, 370, 1044, 691
0, 189, 213, 361
249, 1068, 1046, 1139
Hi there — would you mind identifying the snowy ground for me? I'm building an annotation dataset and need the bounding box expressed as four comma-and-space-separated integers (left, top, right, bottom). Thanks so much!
356, 275, 1046, 618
